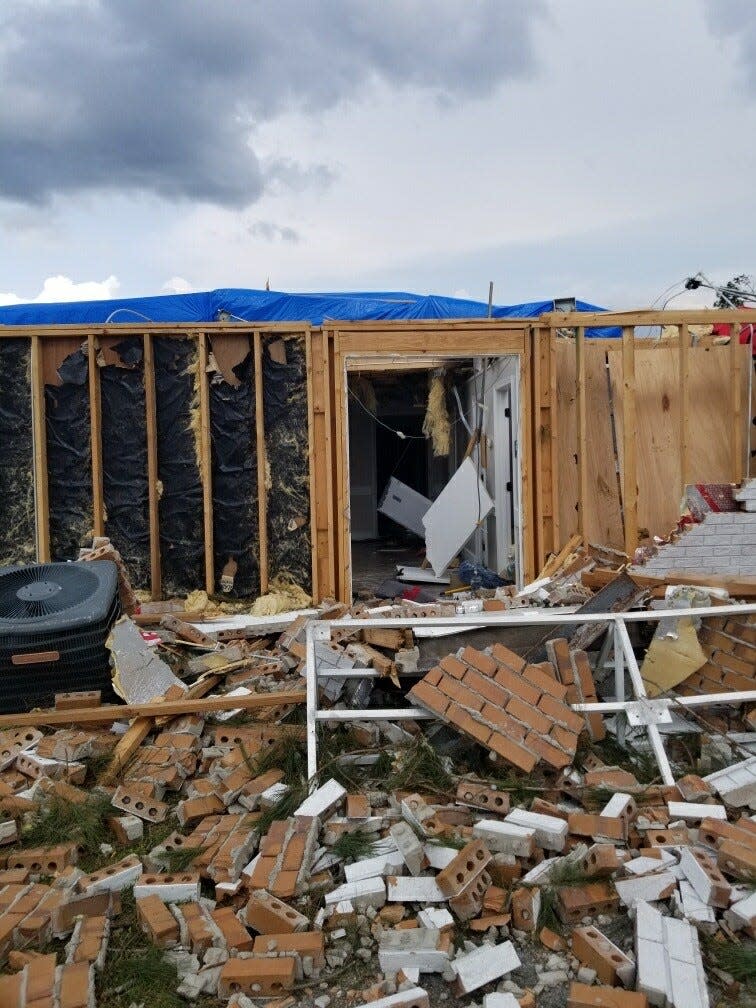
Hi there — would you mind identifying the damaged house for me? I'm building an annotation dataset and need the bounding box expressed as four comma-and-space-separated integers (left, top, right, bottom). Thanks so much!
0, 290, 752, 604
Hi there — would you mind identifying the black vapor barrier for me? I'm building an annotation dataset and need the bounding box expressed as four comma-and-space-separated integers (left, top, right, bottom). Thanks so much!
210, 344, 260, 597
154, 337, 204, 596
101, 338, 150, 589
46, 348, 93, 561
0, 340, 35, 565
263, 336, 312, 592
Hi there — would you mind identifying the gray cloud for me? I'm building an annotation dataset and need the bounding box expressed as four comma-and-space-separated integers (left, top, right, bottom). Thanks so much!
0, 0, 543, 207
247, 220, 300, 243
705, 1, 756, 91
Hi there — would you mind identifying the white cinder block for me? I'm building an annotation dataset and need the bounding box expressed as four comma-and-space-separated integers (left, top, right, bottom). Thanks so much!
378, 928, 452, 973
635, 900, 709, 1008
424, 845, 458, 870
417, 907, 454, 930
473, 819, 535, 857
704, 756, 756, 809
667, 802, 727, 821
679, 848, 729, 907
624, 856, 674, 877
728, 890, 756, 930
615, 872, 677, 907
133, 876, 200, 903
674, 880, 717, 927
521, 856, 563, 886
484, 996, 521, 1008
324, 877, 386, 910
601, 793, 635, 819
79, 856, 143, 894
294, 778, 346, 819
452, 941, 521, 994
344, 849, 404, 883
390, 822, 426, 876
359, 987, 430, 1008
504, 809, 567, 851
386, 876, 447, 903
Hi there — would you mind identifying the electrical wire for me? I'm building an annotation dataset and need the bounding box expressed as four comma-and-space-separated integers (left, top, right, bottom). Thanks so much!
346, 385, 426, 440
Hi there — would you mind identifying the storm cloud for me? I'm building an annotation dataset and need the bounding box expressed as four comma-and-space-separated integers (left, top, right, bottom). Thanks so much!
705, 1, 756, 93
0, 1, 544, 207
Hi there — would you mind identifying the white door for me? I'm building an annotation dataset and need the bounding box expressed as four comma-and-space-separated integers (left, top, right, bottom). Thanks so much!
348, 398, 378, 540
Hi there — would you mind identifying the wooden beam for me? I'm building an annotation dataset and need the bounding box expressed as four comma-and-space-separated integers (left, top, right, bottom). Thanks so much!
582, 567, 756, 598
575, 326, 587, 539
253, 330, 269, 594
325, 331, 338, 600
0, 688, 306, 730
333, 332, 351, 603
304, 330, 319, 602
30, 334, 50, 562
548, 329, 561, 549
87, 334, 105, 537
678, 323, 690, 495
142, 332, 161, 600
731, 321, 744, 482
621, 325, 638, 556
197, 332, 215, 595
543, 309, 756, 327
531, 326, 545, 571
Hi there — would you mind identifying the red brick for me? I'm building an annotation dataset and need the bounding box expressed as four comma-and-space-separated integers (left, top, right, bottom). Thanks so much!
538, 693, 585, 734
455, 711, 493, 747
568, 982, 648, 1008
550, 724, 579, 751
524, 662, 569, 700
462, 667, 511, 708
525, 731, 574, 768
211, 906, 254, 951
494, 666, 541, 706
218, 956, 295, 997
439, 655, 467, 679
137, 894, 179, 947
488, 732, 537, 772
461, 647, 498, 676
480, 702, 527, 740
439, 676, 484, 712
408, 680, 449, 716
490, 643, 526, 672
507, 695, 551, 734
424, 666, 442, 686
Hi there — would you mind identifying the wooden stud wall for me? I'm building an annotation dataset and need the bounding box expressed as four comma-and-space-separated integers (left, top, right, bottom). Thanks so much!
3, 309, 753, 602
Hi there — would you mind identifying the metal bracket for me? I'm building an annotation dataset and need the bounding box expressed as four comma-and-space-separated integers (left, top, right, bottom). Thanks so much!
625, 698, 672, 727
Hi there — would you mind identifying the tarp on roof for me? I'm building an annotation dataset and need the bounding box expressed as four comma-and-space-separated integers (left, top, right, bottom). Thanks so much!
0, 288, 619, 336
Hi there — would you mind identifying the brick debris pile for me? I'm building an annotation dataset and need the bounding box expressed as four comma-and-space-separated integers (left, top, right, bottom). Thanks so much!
0, 599, 755, 1006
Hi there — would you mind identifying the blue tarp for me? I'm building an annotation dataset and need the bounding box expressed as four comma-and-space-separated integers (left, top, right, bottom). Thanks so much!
0, 288, 619, 336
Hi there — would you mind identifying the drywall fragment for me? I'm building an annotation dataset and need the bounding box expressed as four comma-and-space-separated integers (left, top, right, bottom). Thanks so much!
640, 616, 707, 697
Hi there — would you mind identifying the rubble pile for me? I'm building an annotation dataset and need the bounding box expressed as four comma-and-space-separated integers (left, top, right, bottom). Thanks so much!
0, 574, 754, 1006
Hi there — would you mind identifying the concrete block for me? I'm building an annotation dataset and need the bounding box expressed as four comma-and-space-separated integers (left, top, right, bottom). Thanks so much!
344, 849, 404, 883
704, 756, 756, 809
390, 822, 427, 876
324, 877, 386, 910
504, 809, 568, 851
634, 900, 708, 1008
294, 778, 346, 820
667, 802, 726, 822
614, 872, 677, 907
473, 819, 535, 858
452, 940, 521, 995
679, 848, 731, 907
378, 928, 453, 973
133, 874, 201, 904
386, 876, 447, 903
360, 987, 430, 1008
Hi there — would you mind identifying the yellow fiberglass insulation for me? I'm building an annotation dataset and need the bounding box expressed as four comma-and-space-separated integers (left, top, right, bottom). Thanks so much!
422, 373, 451, 457
250, 576, 312, 616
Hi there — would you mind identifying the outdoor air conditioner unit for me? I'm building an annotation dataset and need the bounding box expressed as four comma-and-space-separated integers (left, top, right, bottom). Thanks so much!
0, 561, 120, 713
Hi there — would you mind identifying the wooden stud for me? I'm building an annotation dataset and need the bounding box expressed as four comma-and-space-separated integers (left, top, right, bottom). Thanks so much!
304, 328, 319, 601
142, 332, 161, 601
531, 326, 545, 571
0, 688, 306, 730
253, 330, 269, 594
333, 332, 351, 603
325, 330, 338, 599
621, 325, 638, 556
679, 323, 690, 495
197, 332, 215, 595
575, 325, 587, 539
87, 334, 105, 537
30, 334, 51, 562
548, 328, 561, 549
520, 331, 535, 583
731, 320, 744, 482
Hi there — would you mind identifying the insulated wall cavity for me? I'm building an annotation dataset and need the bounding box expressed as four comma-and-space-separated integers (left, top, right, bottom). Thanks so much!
209, 347, 260, 596
45, 348, 93, 561
100, 338, 150, 589
0, 340, 35, 565
263, 336, 312, 592
154, 337, 204, 595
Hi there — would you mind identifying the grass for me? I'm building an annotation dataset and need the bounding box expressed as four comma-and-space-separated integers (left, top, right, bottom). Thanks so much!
255, 784, 308, 835
332, 829, 378, 863
21, 793, 113, 868
159, 845, 207, 872
706, 939, 756, 991
385, 736, 453, 796
531, 852, 592, 933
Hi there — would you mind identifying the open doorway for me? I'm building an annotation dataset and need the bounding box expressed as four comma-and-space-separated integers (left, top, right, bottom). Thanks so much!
346, 355, 522, 599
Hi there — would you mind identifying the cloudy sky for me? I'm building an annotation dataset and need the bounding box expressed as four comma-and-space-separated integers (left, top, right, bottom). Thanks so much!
1, 0, 755, 309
